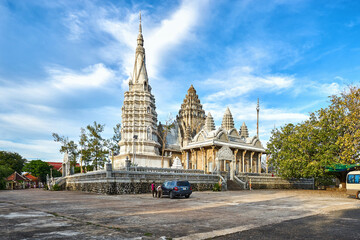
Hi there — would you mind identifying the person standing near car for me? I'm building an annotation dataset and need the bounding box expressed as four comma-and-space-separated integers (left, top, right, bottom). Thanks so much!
156, 185, 162, 198
151, 181, 156, 197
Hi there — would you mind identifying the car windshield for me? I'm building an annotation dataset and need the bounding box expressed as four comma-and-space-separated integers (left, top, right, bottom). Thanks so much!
177, 181, 190, 186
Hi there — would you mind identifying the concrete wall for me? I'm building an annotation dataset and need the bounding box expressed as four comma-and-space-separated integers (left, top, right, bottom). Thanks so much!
64, 169, 218, 195
238, 173, 314, 190
59, 167, 314, 194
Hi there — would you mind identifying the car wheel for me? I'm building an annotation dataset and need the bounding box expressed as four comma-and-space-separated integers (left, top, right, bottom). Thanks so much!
185, 194, 190, 198
357, 191, 360, 199
170, 191, 175, 199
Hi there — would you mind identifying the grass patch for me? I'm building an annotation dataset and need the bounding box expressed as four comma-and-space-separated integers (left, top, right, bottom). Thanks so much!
144, 233, 153, 237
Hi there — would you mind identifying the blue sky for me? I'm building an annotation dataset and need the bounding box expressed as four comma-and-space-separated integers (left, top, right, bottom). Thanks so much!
1, 0, 359, 161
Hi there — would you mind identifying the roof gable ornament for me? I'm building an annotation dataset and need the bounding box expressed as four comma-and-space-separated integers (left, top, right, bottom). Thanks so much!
216, 146, 234, 161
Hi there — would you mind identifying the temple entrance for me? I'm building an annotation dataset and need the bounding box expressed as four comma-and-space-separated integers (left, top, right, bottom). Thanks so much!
216, 146, 234, 180
226, 162, 230, 179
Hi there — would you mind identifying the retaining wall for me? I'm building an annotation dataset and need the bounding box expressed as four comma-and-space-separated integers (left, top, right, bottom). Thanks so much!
64, 169, 218, 194
238, 173, 314, 190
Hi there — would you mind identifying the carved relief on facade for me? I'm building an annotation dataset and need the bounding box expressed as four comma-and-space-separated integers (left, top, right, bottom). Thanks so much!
216, 146, 234, 161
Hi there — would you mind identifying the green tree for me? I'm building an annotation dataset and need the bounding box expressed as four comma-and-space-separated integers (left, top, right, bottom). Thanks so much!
156, 116, 175, 168
23, 160, 53, 183
52, 133, 79, 167
0, 165, 13, 189
267, 85, 360, 184
335, 86, 360, 162
78, 127, 89, 172
85, 121, 108, 169
0, 151, 26, 173
107, 123, 121, 156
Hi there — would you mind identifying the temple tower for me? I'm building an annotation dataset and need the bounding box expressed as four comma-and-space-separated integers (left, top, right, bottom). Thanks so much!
204, 112, 216, 132
240, 122, 249, 138
221, 107, 235, 131
115, 13, 161, 167
177, 85, 206, 146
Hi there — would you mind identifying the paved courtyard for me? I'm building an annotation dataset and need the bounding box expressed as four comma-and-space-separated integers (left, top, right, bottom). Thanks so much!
0, 189, 359, 239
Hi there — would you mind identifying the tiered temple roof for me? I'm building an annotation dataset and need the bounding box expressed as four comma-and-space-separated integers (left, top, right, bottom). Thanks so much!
240, 122, 249, 138
177, 85, 206, 146
221, 107, 235, 131
204, 112, 216, 132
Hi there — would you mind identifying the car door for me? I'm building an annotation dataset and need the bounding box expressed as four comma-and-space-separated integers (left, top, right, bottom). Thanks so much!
162, 181, 171, 195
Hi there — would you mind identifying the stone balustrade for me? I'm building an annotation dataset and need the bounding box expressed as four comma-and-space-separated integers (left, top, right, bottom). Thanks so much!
64, 166, 219, 194
127, 166, 206, 174
58, 165, 314, 194
237, 173, 314, 189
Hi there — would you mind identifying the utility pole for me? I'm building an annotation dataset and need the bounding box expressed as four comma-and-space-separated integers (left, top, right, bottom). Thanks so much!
256, 98, 260, 138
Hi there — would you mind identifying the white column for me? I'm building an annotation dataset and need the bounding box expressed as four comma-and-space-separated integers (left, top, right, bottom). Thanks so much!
242, 150, 247, 172
258, 153, 262, 173
250, 152, 254, 173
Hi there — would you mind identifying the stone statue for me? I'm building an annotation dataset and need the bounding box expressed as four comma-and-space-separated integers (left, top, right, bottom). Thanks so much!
171, 157, 183, 169
63, 152, 70, 176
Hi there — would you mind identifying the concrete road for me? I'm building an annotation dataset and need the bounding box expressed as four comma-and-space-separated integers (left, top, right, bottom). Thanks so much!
0, 189, 359, 240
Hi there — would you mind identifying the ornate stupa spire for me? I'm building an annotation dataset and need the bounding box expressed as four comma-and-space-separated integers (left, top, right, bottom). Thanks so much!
221, 107, 235, 131
139, 11, 142, 34
116, 12, 161, 169
131, 11, 148, 87
204, 112, 216, 132
240, 122, 249, 138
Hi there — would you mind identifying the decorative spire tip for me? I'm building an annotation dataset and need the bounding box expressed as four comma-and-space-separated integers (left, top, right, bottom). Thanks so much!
139, 11, 142, 33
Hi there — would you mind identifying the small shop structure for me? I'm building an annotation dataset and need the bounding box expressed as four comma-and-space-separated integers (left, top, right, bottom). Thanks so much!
5, 172, 30, 190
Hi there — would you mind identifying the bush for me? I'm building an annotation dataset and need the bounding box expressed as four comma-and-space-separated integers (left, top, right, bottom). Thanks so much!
315, 176, 335, 188
213, 183, 221, 191
51, 184, 61, 191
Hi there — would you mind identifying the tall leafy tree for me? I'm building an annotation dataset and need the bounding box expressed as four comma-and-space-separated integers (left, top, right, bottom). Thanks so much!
85, 121, 108, 169
52, 133, 79, 167
267, 85, 359, 184
23, 160, 53, 183
0, 151, 26, 173
0, 165, 14, 189
157, 116, 175, 168
79, 127, 90, 172
107, 123, 121, 156
336, 86, 360, 162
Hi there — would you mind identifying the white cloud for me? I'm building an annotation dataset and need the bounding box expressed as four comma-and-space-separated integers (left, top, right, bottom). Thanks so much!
0, 63, 116, 109
0, 139, 61, 161
292, 80, 343, 98
203, 101, 307, 124
202, 66, 294, 101
49, 63, 115, 90
0, 112, 80, 138
0, 114, 54, 134
97, 0, 208, 81
64, 11, 87, 41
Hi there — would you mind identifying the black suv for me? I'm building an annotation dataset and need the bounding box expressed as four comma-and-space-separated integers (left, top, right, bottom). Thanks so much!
161, 180, 192, 199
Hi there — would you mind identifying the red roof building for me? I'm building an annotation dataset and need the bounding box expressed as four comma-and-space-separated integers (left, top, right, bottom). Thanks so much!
47, 162, 63, 171
47, 162, 80, 173
5, 172, 30, 190
23, 173, 39, 182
